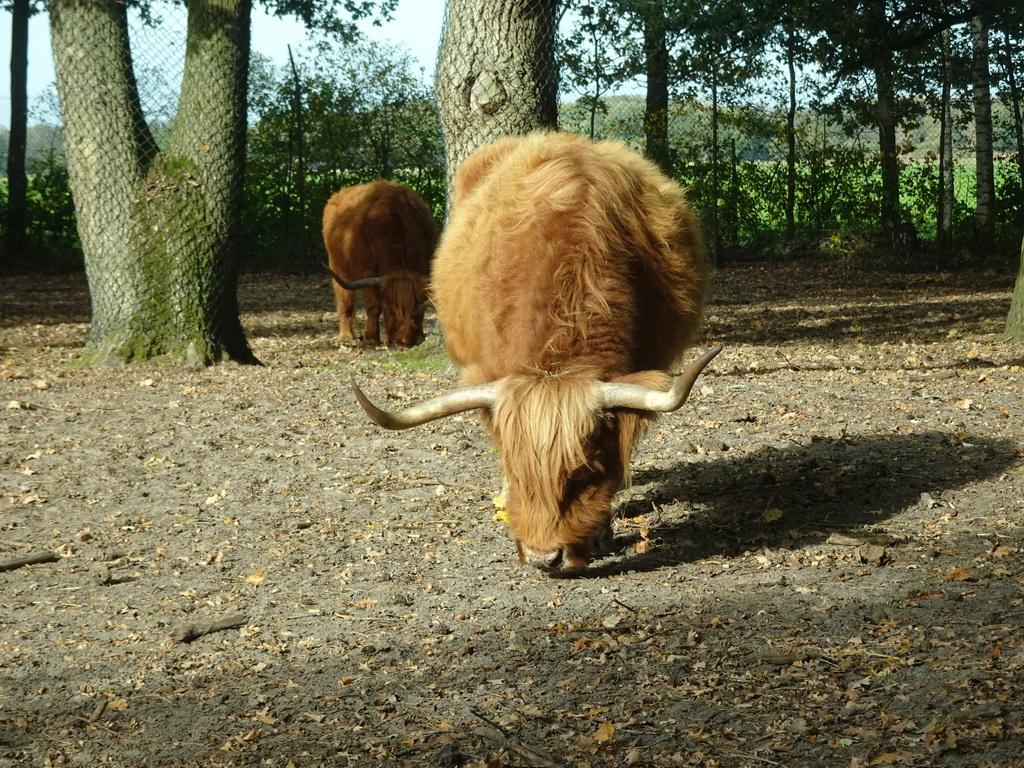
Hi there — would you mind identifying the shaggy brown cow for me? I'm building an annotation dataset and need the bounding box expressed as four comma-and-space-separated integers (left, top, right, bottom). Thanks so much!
322, 180, 437, 347
351, 132, 719, 571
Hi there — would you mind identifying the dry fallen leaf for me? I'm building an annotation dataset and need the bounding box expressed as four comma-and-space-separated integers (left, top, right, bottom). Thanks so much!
633, 538, 654, 554
946, 568, 973, 582
924, 724, 958, 755
633, 527, 654, 554
990, 543, 1011, 558
593, 721, 615, 743
763, 492, 784, 523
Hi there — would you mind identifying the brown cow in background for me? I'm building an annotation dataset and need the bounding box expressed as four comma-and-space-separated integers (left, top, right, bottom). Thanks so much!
322, 180, 437, 347
351, 132, 720, 572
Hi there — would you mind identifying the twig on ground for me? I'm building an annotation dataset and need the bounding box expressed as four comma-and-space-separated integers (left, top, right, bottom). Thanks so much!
612, 597, 639, 614
471, 708, 563, 768
0, 551, 60, 572
170, 612, 246, 643
400, 477, 488, 492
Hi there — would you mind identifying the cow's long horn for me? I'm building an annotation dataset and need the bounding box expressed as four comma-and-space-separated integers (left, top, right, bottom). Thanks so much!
350, 378, 499, 430
595, 345, 723, 412
326, 265, 383, 290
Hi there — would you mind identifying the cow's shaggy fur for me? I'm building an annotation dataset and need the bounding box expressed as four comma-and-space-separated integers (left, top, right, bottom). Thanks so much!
431, 132, 710, 568
322, 180, 437, 347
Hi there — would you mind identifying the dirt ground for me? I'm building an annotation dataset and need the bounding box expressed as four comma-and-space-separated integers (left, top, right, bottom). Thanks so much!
1, 263, 1023, 768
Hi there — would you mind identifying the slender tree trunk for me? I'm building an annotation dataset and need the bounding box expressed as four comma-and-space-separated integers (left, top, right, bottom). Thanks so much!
50, 0, 256, 365
5, 0, 31, 264
1001, 33, 1024, 205
435, 0, 559, 196
588, 25, 600, 139
709, 69, 720, 263
642, 1, 671, 174
939, 28, 954, 251
287, 46, 308, 265
785, 23, 797, 240
873, 61, 901, 230
726, 137, 738, 248
971, 15, 996, 252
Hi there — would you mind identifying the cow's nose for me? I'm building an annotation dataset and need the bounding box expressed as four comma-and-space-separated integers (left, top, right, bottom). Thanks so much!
523, 547, 563, 571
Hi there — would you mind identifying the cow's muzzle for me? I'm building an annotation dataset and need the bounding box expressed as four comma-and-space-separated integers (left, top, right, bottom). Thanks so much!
521, 546, 564, 572
518, 529, 615, 573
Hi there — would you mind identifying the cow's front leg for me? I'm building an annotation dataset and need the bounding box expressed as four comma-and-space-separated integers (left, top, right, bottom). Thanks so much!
334, 285, 356, 344
362, 287, 383, 345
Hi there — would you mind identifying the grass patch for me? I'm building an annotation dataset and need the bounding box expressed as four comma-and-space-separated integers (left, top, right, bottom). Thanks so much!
377, 332, 453, 374
319, 331, 454, 378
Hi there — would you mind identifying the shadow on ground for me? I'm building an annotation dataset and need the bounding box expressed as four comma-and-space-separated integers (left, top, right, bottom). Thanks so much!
588, 430, 1017, 576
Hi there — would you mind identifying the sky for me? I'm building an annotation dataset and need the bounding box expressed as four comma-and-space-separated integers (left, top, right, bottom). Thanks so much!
0, 0, 446, 120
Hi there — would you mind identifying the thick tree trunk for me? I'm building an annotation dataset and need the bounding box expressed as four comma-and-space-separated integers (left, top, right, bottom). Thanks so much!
49, 0, 256, 365
642, 2, 671, 174
435, 0, 559, 193
50, 1, 155, 343
873, 61, 901, 230
971, 15, 996, 252
1006, 236, 1024, 340
4, 0, 31, 264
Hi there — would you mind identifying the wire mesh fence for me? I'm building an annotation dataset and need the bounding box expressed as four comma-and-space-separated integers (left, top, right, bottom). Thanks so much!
5, 0, 1022, 284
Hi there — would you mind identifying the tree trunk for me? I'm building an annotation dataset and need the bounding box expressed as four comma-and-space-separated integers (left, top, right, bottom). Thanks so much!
4, 0, 31, 264
709, 68, 720, 263
725, 137, 738, 248
784, 22, 797, 240
49, 0, 256, 365
1006, 235, 1024, 340
938, 27, 954, 252
971, 15, 996, 252
1001, 33, 1024, 220
873, 61, 901, 230
435, 0, 559, 193
587, 24, 601, 140
642, 1, 671, 174
287, 45, 308, 265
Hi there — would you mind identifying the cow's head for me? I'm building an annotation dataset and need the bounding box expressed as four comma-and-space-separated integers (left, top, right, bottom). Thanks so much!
486, 375, 638, 570
350, 346, 721, 573
327, 267, 427, 348
380, 272, 428, 348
